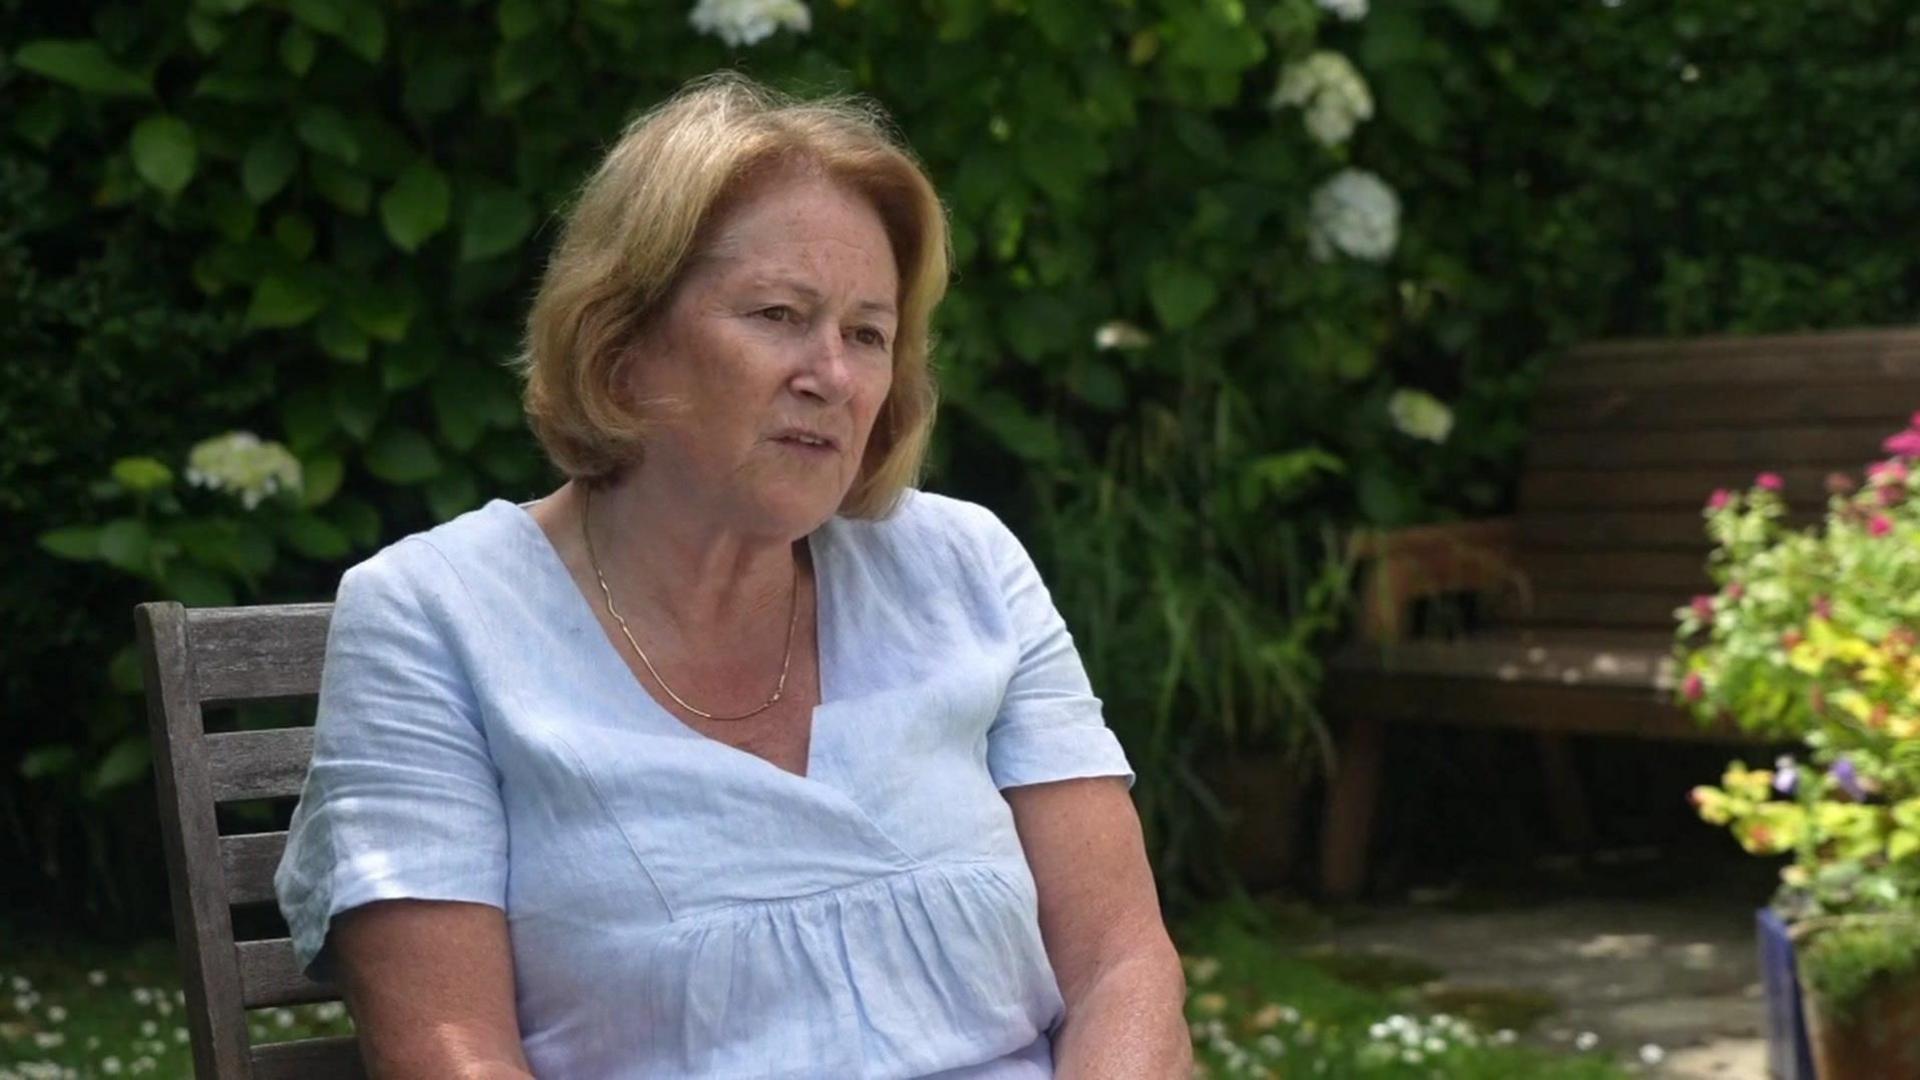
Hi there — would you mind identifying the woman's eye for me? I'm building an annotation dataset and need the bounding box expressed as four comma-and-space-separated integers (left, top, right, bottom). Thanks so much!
852, 327, 889, 349
758, 305, 796, 323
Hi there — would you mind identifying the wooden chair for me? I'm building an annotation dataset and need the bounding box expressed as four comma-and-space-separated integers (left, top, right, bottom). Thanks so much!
135, 600, 364, 1079
1319, 326, 1920, 898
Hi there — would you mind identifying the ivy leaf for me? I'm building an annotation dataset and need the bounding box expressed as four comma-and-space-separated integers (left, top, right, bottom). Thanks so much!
286, 0, 346, 35
85, 737, 152, 799
96, 518, 153, 575
279, 24, 317, 76
315, 308, 370, 362
309, 157, 371, 214
296, 105, 359, 163
280, 513, 351, 559
15, 40, 151, 97
246, 273, 326, 328
300, 450, 344, 507
364, 427, 442, 484
338, 0, 387, 62
38, 526, 100, 561
346, 285, 414, 343
1146, 260, 1218, 330
379, 161, 451, 253
460, 183, 536, 261
130, 115, 197, 196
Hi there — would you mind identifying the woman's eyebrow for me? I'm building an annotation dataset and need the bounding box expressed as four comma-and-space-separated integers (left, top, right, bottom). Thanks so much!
749, 276, 897, 320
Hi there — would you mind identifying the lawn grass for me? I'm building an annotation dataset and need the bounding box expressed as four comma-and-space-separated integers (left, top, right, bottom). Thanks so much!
5, 904, 1630, 1078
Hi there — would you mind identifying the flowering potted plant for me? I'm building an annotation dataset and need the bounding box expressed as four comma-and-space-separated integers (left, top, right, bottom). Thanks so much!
1677, 415, 1920, 1079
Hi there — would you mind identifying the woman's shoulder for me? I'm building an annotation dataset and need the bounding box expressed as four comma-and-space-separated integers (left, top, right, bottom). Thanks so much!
840, 488, 1016, 565
329, 498, 530, 608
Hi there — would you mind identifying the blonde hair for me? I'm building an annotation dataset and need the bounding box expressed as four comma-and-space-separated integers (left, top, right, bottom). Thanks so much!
514, 72, 948, 519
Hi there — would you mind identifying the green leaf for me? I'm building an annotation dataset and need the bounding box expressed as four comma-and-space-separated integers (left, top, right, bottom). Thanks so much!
165, 563, 237, 607
109, 644, 144, 693
279, 23, 317, 75
1146, 260, 1218, 330
281, 512, 351, 559
130, 115, 197, 196
273, 213, 316, 259
315, 308, 370, 361
364, 427, 442, 484
13, 96, 67, 149
296, 105, 359, 163
379, 161, 451, 252
497, 0, 544, 39
20, 745, 80, 780
38, 526, 99, 561
460, 183, 536, 261
246, 273, 326, 329
338, 0, 387, 62
112, 457, 174, 492
431, 374, 487, 451
425, 464, 478, 521
332, 373, 385, 442
96, 518, 152, 575
207, 186, 257, 241
381, 329, 440, 390
282, 387, 336, 451
86, 737, 152, 798
194, 71, 279, 104
186, 12, 227, 54
331, 496, 381, 548
300, 450, 344, 506
309, 157, 371, 214
1445, 0, 1501, 27
15, 40, 151, 97
492, 35, 560, 104
286, 0, 346, 35
345, 285, 414, 342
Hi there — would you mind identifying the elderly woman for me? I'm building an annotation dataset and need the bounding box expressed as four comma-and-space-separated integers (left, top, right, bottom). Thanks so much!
275, 73, 1188, 1078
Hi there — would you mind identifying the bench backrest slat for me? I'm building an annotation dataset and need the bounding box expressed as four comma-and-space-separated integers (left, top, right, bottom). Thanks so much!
1505, 328, 1920, 631
137, 600, 361, 1079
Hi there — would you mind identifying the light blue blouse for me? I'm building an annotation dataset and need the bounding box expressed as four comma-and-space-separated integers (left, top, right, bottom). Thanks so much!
274, 490, 1134, 1078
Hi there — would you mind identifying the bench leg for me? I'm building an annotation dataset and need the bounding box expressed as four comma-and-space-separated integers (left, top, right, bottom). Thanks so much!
1535, 732, 1596, 852
1320, 713, 1384, 900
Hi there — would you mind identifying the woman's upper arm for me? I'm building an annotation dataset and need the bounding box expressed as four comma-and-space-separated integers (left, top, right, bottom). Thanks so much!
1003, 777, 1171, 1001
273, 543, 523, 1073
333, 899, 532, 1078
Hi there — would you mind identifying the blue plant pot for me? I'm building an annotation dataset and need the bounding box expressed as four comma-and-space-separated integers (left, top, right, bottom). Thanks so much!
1757, 907, 1816, 1080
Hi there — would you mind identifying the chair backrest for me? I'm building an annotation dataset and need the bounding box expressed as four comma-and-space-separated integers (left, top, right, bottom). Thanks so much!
1505, 326, 1920, 632
135, 600, 365, 1080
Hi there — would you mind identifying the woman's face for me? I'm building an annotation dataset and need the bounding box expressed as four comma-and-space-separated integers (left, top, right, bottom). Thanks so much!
625, 173, 900, 540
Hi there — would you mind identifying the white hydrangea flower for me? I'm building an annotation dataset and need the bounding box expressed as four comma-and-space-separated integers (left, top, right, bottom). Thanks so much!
86, 970, 107, 987
688, 0, 811, 47
1388, 389, 1453, 443
1093, 320, 1153, 351
1306, 168, 1400, 262
1318, 0, 1368, 20
1271, 51, 1374, 147
185, 432, 303, 510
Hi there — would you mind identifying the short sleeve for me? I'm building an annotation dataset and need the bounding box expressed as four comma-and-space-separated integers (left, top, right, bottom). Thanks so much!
274, 542, 508, 983
976, 509, 1135, 791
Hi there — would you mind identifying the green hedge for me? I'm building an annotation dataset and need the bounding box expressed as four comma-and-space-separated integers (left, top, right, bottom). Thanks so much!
7, 0, 1919, 927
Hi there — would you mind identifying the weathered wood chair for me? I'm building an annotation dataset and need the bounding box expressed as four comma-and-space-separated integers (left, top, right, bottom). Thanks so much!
135, 600, 363, 1079
1320, 326, 1920, 897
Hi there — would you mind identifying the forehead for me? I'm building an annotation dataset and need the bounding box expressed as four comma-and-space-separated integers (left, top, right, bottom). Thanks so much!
698, 175, 898, 285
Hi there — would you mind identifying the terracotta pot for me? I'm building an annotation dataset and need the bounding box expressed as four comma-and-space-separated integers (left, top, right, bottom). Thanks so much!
1803, 964, 1920, 1079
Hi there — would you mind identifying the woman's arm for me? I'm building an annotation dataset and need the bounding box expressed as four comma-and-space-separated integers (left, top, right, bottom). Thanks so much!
1005, 776, 1191, 1079
332, 899, 535, 1079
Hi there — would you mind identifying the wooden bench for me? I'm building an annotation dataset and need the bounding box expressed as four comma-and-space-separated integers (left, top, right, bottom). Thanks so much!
1319, 326, 1920, 898
135, 600, 364, 1079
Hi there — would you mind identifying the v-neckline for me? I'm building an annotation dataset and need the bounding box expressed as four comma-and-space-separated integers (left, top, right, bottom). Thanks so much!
495, 498, 836, 783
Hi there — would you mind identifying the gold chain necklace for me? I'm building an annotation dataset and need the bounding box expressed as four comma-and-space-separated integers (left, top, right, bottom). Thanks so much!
581, 485, 799, 722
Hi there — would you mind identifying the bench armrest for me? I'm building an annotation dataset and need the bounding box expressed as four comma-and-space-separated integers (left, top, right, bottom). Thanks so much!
1349, 518, 1520, 644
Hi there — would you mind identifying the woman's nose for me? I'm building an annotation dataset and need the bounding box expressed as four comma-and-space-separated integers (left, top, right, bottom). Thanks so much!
793, 327, 855, 404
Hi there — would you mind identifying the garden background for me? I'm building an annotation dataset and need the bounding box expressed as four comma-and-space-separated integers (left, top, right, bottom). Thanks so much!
4, 0, 1919, 1072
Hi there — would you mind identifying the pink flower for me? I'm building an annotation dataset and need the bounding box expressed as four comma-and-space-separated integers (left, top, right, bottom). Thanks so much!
1868, 459, 1908, 485
1755, 472, 1784, 492
1725, 582, 1745, 601
1881, 485, 1904, 506
1682, 672, 1705, 702
1884, 430, 1920, 458
1690, 595, 1715, 623
1827, 472, 1858, 495
1813, 595, 1834, 620
1707, 488, 1734, 510
1870, 514, 1894, 537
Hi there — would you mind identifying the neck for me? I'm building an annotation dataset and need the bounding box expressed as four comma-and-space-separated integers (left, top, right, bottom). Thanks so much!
575, 475, 801, 643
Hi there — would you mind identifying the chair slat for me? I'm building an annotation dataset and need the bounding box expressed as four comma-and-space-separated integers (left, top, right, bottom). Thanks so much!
1518, 467, 1832, 511
223, 832, 288, 907
1532, 380, 1920, 431
239, 938, 338, 1008
1333, 635, 1678, 690
208, 729, 315, 804
1498, 590, 1690, 630
1517, 550, 1709, 595
1555, 328, 1920, 387
1527, 422, 1891, 471
250, 1036, 365, 1080
189, 604, 333, 705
